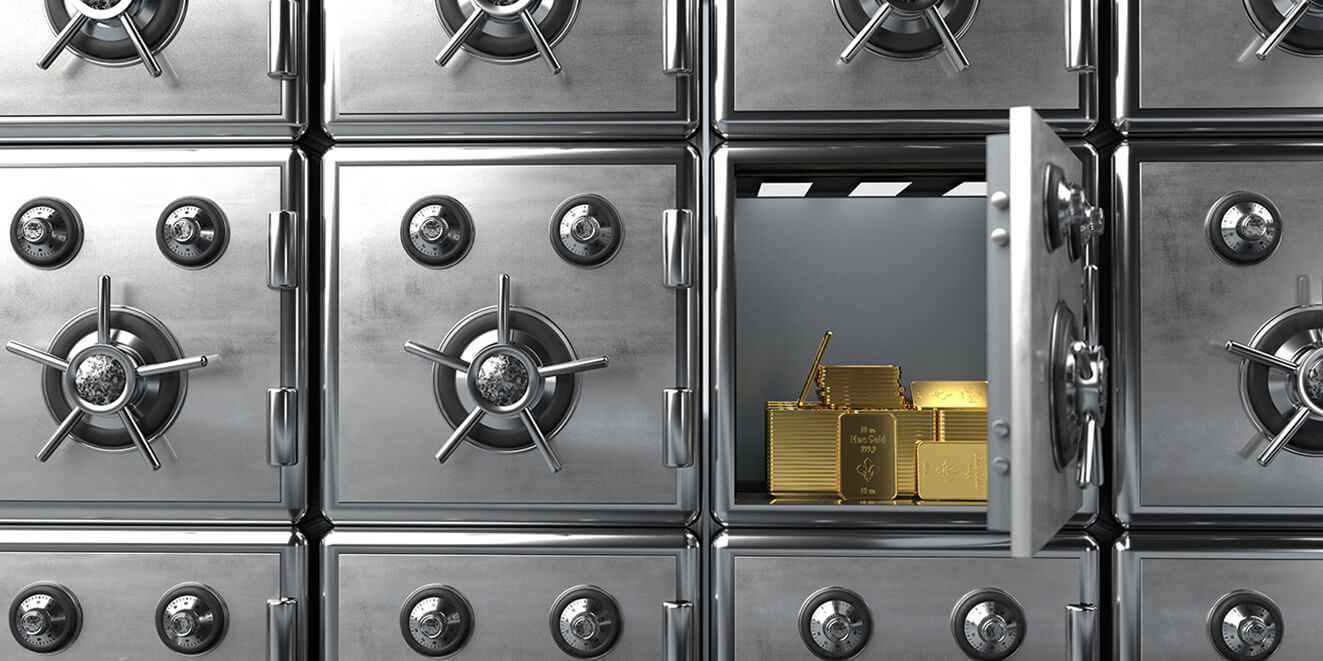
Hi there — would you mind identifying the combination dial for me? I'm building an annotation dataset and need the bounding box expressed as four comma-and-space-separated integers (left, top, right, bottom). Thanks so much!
1206, 192, 1282, 265
798, 588, 872, 660
400, 585, 473, 657
550, 586, 622, 659
155, 583, 229, 656
550, 194, 623, 268
8, 582, 82, 654
11, 198, 83, 268
1208, 590, 1283, 661
401, 196, 475, 269
950, 588, 1026, 661
157, 198, 229, 268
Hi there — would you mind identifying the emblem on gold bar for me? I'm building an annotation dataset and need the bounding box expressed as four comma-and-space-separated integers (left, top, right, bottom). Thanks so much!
838, 412, 898, 500
911, 380, 987, 409
916, 441, 988, 502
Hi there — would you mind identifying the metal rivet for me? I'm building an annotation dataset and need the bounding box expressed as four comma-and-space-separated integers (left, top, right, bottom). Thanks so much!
991, 228, 1010, 247
992, 420, 1010, 437
990, 191, 1010, 210
992, 457, 1010, 474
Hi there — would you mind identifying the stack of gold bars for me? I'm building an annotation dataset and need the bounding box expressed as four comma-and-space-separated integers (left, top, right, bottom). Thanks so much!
766, 332, 989, 503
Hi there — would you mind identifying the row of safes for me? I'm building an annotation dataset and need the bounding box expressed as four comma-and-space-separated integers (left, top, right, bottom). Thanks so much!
7, 128, 1323, 536
3, 527, 1319, 660
3, 0, 1323, 140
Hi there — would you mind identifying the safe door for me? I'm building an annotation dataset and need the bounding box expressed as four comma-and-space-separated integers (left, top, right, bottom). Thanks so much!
0, 147, 307, 522
1116, 0, 1323, 134
1116, 534, 1323, 660
714, 0, 1097, 138
325, 145, 698, 524
323, 0, 696, 139
1114, 142, 1323, 527
0, 0, 305, 141
0, 527, 304, 660
714, 107, 1103, 557
323, 529, 696, 660
715, 531, 1099, 661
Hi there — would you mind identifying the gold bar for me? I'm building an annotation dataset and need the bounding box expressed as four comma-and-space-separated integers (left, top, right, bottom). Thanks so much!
910, 380, 987, 409
818, 365, 906, 409
916, 441, 987, 501
888, 409, 936, 498
767, 403, 843, 496
797, 331, 833, 407
838, 412, 898, 500
938, 409, 988, 442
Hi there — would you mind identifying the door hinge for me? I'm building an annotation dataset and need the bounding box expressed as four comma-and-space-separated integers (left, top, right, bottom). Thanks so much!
267, 387, 299, 467
664, 601, 692, 661
1067, 603, 1098, 661
663, 0, 694, 76
663, 388, 694, 468
663, 209, 693, 289
267, 597, 298, 661
268, 210, 299, 290
268, 0, 299, 80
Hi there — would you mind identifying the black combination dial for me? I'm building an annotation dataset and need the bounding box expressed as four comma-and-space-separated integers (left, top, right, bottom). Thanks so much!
950, 588, 1026, 661
1206, 191, 1282, 266
401, 196, 475, 269
155, 583, 229, 656
1208, 590, 1283, 661
11, 198, 83, 268
400, 585, 473, 657
157, 198, 229, 268
550, 586, 623, 659
550, 194, 623, 268
9, 582, 82, 654
798, 587, 872, 660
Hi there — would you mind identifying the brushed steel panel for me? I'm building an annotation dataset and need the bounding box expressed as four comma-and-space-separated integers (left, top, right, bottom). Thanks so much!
325, 0, 689, 136
336, 555, 673, 659
0, 149, 302, 520
0, 551, 281, 660
0, 0, 301, 138
328, 147, 694, 521
719, 0, 1091, 134
1136, 2, 1323, 111
1128, 158, 1323, 511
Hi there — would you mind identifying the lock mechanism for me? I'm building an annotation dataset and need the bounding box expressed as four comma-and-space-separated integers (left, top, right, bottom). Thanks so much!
1206, 192, 1282, 266
157, 198, 229, 268
1244, 0, 1323, 59
550, 194, 623, 268
835, 0, 978, 70
9, 583, 82, 654
1208, 590, 1283, 661
434, 0, 579, 74
401, 196, 475, 269
950, 588, 1026, 661
1044, 163, 1104, 263
1226, 305, 1323, 465
40, 0, 188, 76
400, 585, 473, 657
11, 198, 83, 269
156, 583, 228, 656
550, 586, 622, 659
798, 588, 872, 660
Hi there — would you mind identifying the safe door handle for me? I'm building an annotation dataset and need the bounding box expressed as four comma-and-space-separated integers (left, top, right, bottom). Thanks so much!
1256, 0, 1311, 60
664, 0, 694, 75
664, 601, 693, 661
268, 0, 300, 79
436, 5, 563, 74
1065, 0, 1095, 72
39, 9, 161, 77
839, 2, 969, 71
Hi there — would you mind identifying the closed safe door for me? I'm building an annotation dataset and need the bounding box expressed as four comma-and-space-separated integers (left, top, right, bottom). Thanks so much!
715, 532, 1099, 660
0, 148, 307, 523
325, 145, 698, 524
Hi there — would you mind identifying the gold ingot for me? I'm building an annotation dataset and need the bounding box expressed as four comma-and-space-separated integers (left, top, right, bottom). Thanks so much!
916, 441, 987, 502
887, 409, 936, 498
839, 412, 899, 500
939, 409, 988, 442
818, 365, 906, 410
767, 402, 843, 496
911, 380, 988, 409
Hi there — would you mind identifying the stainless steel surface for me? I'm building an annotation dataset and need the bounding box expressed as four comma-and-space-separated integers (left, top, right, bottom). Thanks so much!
323, 0, 695, 138
325, 145, 697, 524
0, 527, 305, 660
715, 0, 1096, 136
322, 529, 698, 661
1113, 142, 1323, 526
713, 531, 1098, 661
1115, 534, 1323, 660
0, 0, 305, 140
0, 148, 307, 522
1116, 0, 1323, 133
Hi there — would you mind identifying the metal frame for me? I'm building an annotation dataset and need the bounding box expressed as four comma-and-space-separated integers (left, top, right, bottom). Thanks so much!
0, 147, 308, 523
321, 528, 699, 661
1112, 140, 1323, 527
713, 530, 1100, 661
710, 139, 1099, 529
322, 144, 700, 525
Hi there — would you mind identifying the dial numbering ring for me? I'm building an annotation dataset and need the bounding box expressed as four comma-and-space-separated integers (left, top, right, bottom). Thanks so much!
550, 194, 624, 268
11, 198, 83, 269
401, 196, 475, 269
1206, 191, 1283, 265
157, 197, 229, 268
1208, 590, 1283, 661
400, 585, 474, 657
950, 588, 1026, 661
798, 587, 872, 660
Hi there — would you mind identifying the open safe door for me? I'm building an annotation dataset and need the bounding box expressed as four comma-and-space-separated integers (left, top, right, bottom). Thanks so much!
986, 107, 1106, 557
